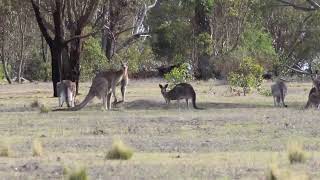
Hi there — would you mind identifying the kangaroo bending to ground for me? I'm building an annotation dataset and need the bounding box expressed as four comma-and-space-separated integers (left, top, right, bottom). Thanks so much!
54, 62, 128, 111
271, 79, 287, 107
159, 83, 202, 109
56, 80, 76, 107
305, 78, 320, 109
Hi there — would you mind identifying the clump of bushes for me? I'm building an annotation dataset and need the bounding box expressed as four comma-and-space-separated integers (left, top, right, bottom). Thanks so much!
287, 141, 306, 164
68, 167, 88, 180
228, 57, 263, 96
105, 139, 133, 160
258, 88, 273, 97
32, 139, 44, 156
164, 63, 192, 86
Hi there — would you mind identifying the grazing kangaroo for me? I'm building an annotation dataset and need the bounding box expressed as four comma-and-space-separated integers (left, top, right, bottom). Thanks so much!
159, 83, 202, 109
271, 79, 287, 107
54, 62, 128, 111
56, 80, 76, 107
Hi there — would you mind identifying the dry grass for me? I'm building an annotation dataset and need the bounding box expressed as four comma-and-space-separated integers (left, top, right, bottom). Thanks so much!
32, 139, 44, 156
68, 168, 88, 180
40, 104, 50, 113
105, 139, 133, 160
0, 80, 319, 179
266, 163, 279, 180
287, 141, 307, 164
30, 99, 40, 108
0, 141, 11, 157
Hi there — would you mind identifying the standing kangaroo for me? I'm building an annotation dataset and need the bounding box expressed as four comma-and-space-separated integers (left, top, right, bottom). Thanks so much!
271, 79, 287, 107
56, 80, 76, 107
54, 62, 128, 111
159, 83, 202, 109
305, 77, 320, 109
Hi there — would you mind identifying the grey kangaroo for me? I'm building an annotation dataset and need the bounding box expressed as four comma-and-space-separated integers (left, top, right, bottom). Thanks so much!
56, 80, 76, 107
271, 79, 287, 107
305, 78, 320, 109
159, 83, 202, 109
54, 62, 128, 111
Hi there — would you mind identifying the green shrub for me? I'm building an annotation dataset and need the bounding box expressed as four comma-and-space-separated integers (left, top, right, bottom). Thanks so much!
25, 50, 51, 81
228, 57, 263, 96
105, 139, 133, 160
287, 141, 306, 164
259, 88, 273, 97
68, 168, 88, 180
80, 37, 109, 80
164, 63, 192, 86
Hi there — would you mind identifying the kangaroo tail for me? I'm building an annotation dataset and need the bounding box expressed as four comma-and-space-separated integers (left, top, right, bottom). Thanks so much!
53, 92, 95, 111
192, 93, 204, 110
305, 100, 311, 109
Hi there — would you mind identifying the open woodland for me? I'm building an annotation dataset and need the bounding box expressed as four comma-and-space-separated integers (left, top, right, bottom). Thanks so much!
0, 80, 320, 179
1, 0, 320, 179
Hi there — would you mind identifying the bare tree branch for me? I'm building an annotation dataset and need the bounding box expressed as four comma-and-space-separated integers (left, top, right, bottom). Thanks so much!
30, 0, 54, 47
277, 0, 319, 11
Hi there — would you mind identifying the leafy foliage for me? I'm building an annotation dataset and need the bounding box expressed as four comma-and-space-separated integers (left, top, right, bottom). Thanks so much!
164, 63, 192, 86
25, 51, 51, 81
80, 37, 108, 80
113, 42, 157, 73
228, 57, 264, 96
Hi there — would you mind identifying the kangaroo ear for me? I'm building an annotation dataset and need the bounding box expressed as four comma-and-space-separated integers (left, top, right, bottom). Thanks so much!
159, 84, 163, 88
164, 84, 168, 88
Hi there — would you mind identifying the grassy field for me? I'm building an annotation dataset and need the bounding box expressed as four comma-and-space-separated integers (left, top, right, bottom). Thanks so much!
0, 79, 320, 179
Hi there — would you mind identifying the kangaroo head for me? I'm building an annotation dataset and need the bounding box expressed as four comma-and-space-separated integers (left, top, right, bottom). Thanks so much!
159, 84, 168, 94
120, 61, 128, 70
313, 78, 320, 93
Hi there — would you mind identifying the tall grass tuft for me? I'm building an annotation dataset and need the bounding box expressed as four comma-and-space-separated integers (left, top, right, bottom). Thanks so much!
30, 99, 40, 108
105, 139, 133, 160
68, 167, 88, 180
287, 141, 306, 164
266, 163, 279, 180
32, 139, 44, 156
0, 141, 11, 157
40, 105, 50, 113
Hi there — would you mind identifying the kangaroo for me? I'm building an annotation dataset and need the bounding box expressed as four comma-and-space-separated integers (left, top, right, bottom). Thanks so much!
56, 80, 76, 107
54, 62, 128, 111
159, 83, 202, 109
271, 79, 287, 107
305, 78, 320, 109
95, 62, 129, 105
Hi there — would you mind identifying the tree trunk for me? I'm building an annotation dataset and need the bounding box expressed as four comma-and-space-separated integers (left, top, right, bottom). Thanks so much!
69, 28, 83, 94
18, 29, 25, 83
50, 46, 62, 97
194, 1, 212, 80
0, 29, 12, 84
105, 31, 115, 60
41, 35, 49, 81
